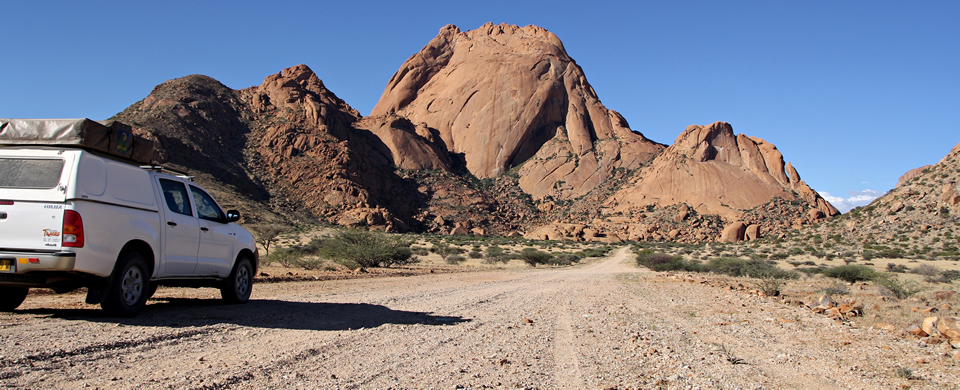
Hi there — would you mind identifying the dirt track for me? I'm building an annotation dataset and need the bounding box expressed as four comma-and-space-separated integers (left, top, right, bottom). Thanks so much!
1, 248, 957, 389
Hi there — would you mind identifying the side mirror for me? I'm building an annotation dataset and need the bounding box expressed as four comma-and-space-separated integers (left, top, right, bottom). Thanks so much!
226, 209, 241, 222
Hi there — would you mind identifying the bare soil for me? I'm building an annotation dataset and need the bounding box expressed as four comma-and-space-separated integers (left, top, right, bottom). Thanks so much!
2, 248, 958, 389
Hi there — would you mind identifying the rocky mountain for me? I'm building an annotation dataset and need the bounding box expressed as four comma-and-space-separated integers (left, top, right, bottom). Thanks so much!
371, 23, 664, 201
803, 142, 960, 258
112, 23, 840, 241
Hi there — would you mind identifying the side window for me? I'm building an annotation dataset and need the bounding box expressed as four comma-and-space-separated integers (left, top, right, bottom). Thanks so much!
159, 179, 192, 216
190, 186, 225, 222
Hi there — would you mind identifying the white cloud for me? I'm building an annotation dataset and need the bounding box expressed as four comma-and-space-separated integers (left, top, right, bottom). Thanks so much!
819, 189, 884, 213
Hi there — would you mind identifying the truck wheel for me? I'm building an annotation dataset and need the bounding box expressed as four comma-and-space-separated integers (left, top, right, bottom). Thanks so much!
0, 286, 29, 311
101, 252, 150, 317
220, 256, 253, 303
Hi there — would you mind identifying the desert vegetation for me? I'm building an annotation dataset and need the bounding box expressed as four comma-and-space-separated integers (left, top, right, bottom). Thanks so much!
252, 226, 618, 277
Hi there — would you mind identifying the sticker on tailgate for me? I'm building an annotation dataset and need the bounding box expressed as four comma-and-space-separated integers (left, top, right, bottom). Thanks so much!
43, 229, 61, 246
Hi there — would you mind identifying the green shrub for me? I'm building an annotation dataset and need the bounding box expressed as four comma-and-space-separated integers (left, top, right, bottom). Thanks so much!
577, 246, 615, 258
546, 253, 582, 266
636, 250, 701, 272
876, 248, 905, 259
311, 229, 416, 269
796, 267, 824, 275
705, 257, 796, 279
431, 243, 465, 257
445, 254, 467, 265
468, 251, 484, 259
754, 273, 787, 296
263, 247, 300, 268
821, 265, 878, 283
874, 273, 921, 299
484, 246, 509, 264
817, 281, 850, 296
519, 248, 554, 266
910, 263, 941, 277
914, 265, 960, 283
293, 256, 327, 270
886, 263, 908, 273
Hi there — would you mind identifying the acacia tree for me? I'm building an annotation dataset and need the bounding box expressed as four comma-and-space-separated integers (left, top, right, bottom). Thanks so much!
247, 224, 290, 256
315, 229, 415, 269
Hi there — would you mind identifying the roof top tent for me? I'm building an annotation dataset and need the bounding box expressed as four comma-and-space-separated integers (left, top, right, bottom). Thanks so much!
0, 118, 155, 165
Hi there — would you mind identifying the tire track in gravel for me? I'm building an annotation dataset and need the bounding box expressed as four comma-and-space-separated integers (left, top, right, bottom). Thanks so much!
186, 250, 636, 389
552, 294, 584, 389
0, 326, 229, 369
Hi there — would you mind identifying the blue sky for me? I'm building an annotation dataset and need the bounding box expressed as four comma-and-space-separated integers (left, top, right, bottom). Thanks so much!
2, 1, 957, 212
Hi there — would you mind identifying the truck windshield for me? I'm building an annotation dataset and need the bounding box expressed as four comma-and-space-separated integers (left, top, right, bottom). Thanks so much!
0, 158, 65, 189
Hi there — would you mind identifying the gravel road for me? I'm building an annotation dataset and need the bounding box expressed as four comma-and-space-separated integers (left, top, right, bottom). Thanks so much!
1, 248, 957, 389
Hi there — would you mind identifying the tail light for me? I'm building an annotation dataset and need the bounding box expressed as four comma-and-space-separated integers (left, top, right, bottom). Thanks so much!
62, 210, 84, 247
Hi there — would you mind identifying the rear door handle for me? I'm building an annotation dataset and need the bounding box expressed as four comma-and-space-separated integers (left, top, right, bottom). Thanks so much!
167, 221, 177, 226
201, 227, 209, 232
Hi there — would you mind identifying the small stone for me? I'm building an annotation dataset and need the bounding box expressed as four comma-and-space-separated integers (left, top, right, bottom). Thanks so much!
879, 324, 899, 333
922, 317, 941, 337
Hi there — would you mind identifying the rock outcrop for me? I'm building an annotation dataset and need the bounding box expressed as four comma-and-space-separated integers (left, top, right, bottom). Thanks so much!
116, 65, 430, 230
604, 122, 839, 221
370, 23, 664, 200
898, 165, 933, 188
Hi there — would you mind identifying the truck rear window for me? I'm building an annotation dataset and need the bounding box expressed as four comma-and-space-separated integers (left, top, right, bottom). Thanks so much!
0, 158, 65, 189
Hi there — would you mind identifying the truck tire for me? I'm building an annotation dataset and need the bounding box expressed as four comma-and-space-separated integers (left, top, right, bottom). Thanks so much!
101, 252, 150, 317
220, 256, 253, 303
0, 286, 28, 311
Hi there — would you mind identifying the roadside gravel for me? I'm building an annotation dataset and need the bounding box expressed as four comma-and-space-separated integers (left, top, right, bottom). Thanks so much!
1, 247, 957, 389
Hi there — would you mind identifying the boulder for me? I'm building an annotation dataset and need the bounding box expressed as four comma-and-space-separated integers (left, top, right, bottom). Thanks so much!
906, 325, 928, 338
938, 317, 960, 342
720, 222, 747, 243
744, 224, 761, 241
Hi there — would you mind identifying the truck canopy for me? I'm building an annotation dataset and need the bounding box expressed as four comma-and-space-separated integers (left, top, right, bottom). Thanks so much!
0, 118, 154, 164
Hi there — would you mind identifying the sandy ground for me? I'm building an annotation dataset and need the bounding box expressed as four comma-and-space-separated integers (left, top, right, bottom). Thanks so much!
1, 248, 958, 389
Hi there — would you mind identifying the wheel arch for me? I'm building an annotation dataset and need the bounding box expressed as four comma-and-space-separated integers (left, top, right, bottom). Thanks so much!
237, 248, 258, 275
118, 240, 156, 276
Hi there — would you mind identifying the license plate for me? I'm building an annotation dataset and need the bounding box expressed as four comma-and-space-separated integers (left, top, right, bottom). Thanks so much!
0, 259, 11, 272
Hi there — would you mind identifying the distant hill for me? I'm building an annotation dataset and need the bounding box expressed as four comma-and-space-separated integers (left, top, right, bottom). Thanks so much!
803, 142, 960, 259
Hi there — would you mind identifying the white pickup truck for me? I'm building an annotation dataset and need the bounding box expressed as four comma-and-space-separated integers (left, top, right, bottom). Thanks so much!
0, 137, 258, 316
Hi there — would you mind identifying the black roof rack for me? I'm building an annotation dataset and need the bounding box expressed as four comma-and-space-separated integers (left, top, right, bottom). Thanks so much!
139, 165, 193, 180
